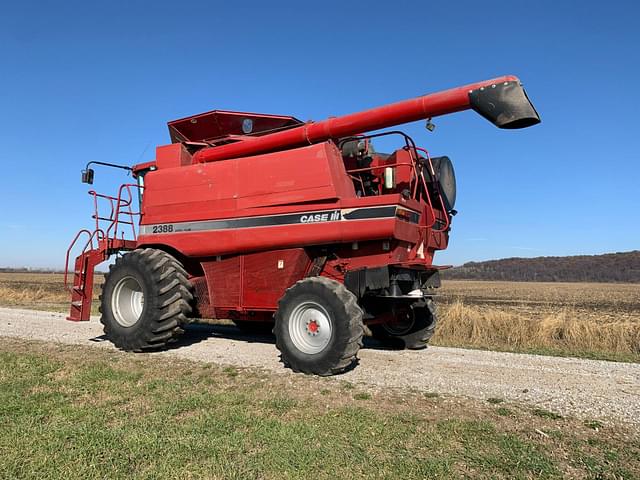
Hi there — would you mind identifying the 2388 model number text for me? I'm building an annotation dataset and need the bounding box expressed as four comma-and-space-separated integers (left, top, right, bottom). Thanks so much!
152, 225, 174, 234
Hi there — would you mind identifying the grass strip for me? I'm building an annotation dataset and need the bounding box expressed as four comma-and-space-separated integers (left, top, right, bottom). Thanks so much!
0, 338, 638, 479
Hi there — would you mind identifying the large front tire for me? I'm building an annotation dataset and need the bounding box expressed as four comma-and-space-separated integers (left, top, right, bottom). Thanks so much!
274, 277, 364, 376
100, 248, 193, 351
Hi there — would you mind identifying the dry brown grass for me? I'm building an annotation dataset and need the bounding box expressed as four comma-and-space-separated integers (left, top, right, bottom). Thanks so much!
0, 272, 102, 313
0, 285, 63, 305
435, 280, 640, 361
435, 300, 640, 361
440, 280, 640, 323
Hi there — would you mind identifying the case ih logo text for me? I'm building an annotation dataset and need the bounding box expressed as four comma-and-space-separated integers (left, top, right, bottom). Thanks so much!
300, 210, 341, 223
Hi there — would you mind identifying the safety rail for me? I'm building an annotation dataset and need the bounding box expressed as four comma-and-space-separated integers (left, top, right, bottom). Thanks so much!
64, 183, 142, 291
89, 183, 141, 242
340, 131, 421, 201
339, 132, 450, 232
63, 228, 105, 291
414, 147, 451, 233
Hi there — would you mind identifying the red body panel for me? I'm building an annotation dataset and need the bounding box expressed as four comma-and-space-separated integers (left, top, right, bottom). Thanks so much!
141, 143, 353, 224
137, 142, 430, 258
202, 249, 311, 312
155, 144, 192, 170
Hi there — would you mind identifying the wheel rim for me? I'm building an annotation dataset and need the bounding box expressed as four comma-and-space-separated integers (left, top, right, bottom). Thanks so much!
383, 308, 414, 336
288, 301, 332, 354
111, 276, 144, 327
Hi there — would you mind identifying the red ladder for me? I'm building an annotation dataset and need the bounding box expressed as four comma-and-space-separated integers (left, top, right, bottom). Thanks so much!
66, 237, 107, 322
64, 184, 140, 322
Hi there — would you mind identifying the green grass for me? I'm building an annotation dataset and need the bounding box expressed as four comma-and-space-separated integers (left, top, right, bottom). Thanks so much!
222, 366, 239, 377
0, 339, 638, 479
353, 392, 372, 401
532, 408, 564, 420
496, 407, 513, 417
584, 420, 604, 430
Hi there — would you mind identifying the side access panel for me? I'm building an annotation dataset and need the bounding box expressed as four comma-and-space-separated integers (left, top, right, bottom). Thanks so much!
201, 248, 312, 313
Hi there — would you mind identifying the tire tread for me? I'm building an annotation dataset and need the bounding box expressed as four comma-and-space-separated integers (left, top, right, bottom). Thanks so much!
100, 248, 193, 351
275, 276, 363, 376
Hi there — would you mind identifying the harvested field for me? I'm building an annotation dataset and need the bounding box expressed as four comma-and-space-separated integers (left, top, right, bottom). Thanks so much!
439, 280, 640, 324
0, 272, 102, 313
0, 273, 638, 362
434, 280, 640, 362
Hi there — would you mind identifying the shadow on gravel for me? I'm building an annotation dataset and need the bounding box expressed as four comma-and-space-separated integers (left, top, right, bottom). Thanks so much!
172, 323, 397, 351
171, 324, 275, 349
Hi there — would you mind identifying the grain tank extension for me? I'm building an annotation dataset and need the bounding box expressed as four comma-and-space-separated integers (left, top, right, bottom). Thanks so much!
65, 76, 539, 375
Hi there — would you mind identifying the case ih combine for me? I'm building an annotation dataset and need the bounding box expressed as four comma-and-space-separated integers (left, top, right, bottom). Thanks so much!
65, 76, 539, 375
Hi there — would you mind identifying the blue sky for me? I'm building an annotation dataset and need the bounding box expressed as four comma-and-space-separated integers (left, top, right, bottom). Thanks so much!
1, 1, 638, 268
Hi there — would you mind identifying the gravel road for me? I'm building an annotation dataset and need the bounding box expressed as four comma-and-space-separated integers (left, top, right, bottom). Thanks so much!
1, 306, 639, 426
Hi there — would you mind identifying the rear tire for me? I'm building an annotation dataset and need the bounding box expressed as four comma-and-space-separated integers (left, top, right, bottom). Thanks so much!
274, 277, 364, 376
369, 300, 437, 350
100, 248, 193, 351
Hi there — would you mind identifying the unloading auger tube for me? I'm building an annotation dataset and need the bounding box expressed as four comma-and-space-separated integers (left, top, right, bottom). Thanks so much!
192, 75, 540, 163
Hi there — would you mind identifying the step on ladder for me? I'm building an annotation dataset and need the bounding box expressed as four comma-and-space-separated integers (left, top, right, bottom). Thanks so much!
67, 246, 106, 322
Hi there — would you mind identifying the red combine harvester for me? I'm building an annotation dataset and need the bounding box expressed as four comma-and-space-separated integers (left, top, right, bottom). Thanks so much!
65, 76, 539, 375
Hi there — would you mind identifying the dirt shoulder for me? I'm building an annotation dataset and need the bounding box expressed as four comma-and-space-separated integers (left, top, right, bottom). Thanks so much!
1, 306, 639, 427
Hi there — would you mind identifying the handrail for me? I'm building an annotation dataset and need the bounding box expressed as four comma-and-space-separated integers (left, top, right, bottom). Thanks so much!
64, 228, 104, 291
105, 184, 141, 242
65, 181, 142, 316
85, 183, 142, 249
337, 131, 449, 230
66, 183, 142, 287
346, 161, 414, 175
340, 131, 421, 199
415, 147, 451, 232
404, 147, 437, 229
89, 190, 114, 234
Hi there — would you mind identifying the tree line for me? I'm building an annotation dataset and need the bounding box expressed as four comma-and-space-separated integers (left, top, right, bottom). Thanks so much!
443, 251, 640, 283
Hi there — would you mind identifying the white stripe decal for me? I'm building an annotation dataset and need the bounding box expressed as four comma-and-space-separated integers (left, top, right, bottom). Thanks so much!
139, 205, 411, 235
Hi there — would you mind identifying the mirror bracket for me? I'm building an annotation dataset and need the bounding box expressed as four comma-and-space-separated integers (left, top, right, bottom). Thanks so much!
80, 161, 132, 185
